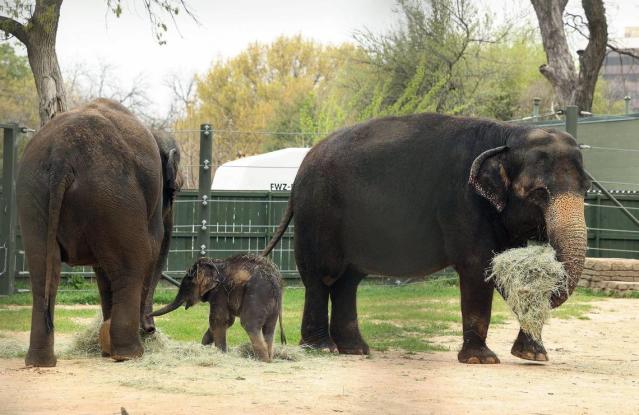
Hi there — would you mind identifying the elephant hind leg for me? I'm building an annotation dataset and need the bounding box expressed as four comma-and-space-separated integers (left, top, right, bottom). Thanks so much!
329, 268, 369, 355
299, 270, 337, 352
22, 218, 61, 367
262, 313, 279, 360
242, 321, 270, 362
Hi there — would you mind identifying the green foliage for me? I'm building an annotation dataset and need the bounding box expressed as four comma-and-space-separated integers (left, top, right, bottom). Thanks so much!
177, 35, 360, 159
0, 43, 38, 127
63, 274, 89, 290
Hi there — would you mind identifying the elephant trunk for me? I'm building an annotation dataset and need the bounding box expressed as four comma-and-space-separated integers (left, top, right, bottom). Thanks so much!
148, 295, 185, 317
544, 193, 587, 308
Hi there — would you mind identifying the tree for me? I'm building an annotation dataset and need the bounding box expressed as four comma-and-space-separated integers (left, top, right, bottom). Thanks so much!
179, 35, 357, 161
65, 61, 151, 119
0, 0, 194, 126
530, 0, 607, 112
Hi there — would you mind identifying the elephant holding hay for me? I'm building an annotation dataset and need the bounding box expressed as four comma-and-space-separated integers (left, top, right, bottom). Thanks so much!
262, 113, 589, 364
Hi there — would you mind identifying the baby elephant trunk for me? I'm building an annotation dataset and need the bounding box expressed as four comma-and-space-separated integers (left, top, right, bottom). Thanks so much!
148, 295, 186, 317
150, 298, 184, 317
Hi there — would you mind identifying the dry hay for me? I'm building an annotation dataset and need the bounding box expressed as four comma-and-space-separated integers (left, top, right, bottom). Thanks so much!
487, 243, 567, 342
0, 332, 27, 358
64, 312, 307, 368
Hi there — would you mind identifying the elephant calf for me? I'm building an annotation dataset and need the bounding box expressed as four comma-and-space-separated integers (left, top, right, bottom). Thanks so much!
149, 253, 286, 362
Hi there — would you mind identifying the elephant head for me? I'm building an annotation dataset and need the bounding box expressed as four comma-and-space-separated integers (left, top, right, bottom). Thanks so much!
469, 128, 590, 308
149, 259, 225, 317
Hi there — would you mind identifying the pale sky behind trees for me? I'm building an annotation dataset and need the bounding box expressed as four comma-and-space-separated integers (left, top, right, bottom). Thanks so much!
9, 0, 639, 115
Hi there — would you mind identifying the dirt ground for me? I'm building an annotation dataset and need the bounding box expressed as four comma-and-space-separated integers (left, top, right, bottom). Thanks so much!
0, 298, 637, 415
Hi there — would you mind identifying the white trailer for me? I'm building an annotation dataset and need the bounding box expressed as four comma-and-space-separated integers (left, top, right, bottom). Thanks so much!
211, 147, 311, 191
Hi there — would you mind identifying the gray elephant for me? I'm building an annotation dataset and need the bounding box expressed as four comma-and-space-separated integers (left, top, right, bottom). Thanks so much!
149, 254, 286, 362
262, 113, 589, 364
17, 98, 181, 366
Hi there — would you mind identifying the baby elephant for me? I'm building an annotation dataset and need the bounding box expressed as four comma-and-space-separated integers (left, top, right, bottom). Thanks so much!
149, 253, 286, 362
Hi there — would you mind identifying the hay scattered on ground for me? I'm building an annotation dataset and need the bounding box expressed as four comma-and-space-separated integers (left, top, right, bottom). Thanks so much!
62, 312, 308, 368
0, 333, 27, 358
487, 243, 567, 342
63, 313, 103, 358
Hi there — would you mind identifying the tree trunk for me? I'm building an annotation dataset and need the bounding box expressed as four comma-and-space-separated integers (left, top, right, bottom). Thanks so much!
26, 32, 67, 126
0, 0, 67, 126
530, 0, 607, 112
574, 0, 607, 112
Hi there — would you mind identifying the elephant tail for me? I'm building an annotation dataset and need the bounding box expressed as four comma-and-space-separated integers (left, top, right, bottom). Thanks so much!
44, 170, 72, 333
261, 201, 293, 257
278, 302, 287, 345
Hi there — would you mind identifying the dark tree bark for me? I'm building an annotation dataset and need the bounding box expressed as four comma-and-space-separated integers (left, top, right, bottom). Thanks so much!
530, 0, 607, 112
1, 0, 67, 126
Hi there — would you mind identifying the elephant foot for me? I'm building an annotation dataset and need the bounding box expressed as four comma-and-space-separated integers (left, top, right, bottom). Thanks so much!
332, 331, 370, 355
336, 342, 370, 355
25, 348, 57, 367
140, 314, 156, 334
458, 344, 500, 364
110, 341, 144, 362
300, 335, 338, 353
511, 330, 548, 362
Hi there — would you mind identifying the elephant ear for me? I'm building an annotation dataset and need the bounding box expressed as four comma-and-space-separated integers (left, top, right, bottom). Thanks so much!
468, 146, 509, 212
194, 262, 222, 298
165, 147, 182, 193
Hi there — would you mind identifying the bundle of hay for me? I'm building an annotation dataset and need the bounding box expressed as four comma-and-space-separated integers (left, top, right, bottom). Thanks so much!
486, 243, 568, 342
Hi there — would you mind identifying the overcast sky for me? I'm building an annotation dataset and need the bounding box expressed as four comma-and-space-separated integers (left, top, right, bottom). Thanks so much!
25, 0, 639, 115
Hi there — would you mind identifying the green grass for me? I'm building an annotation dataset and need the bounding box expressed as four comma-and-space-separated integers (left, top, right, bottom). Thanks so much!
0, 279, 608, 353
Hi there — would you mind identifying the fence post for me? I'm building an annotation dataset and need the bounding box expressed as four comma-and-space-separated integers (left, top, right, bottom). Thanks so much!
624, 96, 631, 115
532, 97, 541, 121
565, 105, 578, 138
197, 124, 212, 259
1, 124, 18, 295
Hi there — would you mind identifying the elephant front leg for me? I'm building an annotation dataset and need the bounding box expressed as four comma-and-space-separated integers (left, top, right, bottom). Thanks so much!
457, 270, 500, 364
511, 329, 548, 361
212, 325, 228, 352
95, 268, 113, 357
201, 328, 214, 346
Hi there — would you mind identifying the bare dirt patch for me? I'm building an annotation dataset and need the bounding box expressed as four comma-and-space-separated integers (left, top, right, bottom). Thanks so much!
0, 298, 637, 415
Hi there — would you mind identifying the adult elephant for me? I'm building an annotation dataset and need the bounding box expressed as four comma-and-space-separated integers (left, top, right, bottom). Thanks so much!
262, 113, 588, 364
17, 98, 181, 367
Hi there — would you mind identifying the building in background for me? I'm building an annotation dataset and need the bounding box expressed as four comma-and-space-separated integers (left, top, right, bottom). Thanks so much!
601, 26, 639, 112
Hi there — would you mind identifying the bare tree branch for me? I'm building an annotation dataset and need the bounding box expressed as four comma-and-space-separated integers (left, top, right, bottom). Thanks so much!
565, 12, 639, 60
0, 15, 28, 43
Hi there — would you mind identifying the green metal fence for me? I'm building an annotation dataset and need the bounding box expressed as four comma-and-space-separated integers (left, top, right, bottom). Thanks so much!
585, 192, 639, 259
2, 113, 639, 294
